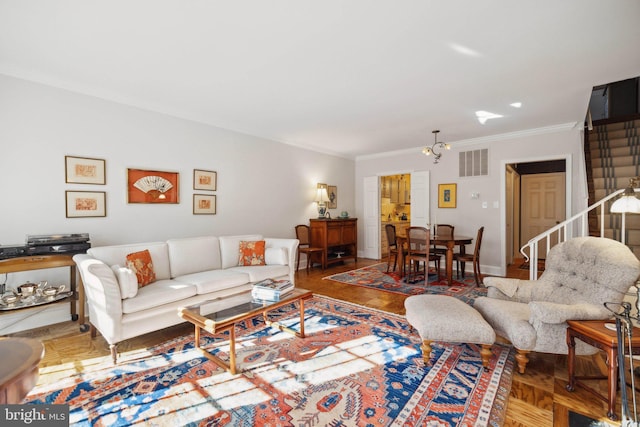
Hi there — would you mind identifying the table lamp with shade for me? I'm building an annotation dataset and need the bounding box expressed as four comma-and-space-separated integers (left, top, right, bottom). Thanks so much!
315, 187, 330, 218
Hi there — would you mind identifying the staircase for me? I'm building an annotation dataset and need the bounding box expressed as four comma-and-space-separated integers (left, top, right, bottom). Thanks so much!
588, 116, 640, 257
520, 115, 640, 280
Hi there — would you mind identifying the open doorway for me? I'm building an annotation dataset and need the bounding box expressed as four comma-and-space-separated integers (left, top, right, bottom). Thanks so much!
380, 174, 411, 258
505, 159, 567, 267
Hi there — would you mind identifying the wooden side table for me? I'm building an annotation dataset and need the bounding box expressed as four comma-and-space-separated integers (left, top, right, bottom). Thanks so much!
0, 337, 44, 403
0, 254, 87, 332
565, 319, 640, 421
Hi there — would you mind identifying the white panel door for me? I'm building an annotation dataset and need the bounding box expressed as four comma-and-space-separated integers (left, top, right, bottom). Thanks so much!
521, 172, 566, 252
410, 171, 430, 227
362, 176, 380, 259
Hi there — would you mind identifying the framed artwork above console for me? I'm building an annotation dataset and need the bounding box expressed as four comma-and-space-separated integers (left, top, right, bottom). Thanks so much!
127, 168, 179, 204
65, 156, 105, 185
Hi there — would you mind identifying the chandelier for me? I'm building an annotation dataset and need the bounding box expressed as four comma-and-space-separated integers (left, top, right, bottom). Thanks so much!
421, 130, 451, 164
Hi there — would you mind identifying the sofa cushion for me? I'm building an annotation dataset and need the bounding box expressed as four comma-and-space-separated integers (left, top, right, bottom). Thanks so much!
111, 265, 138, 299
227, 264, 291, 283
126, 249, 156, 286
173, 270, 250, 294
167, 236, 222, 277
121, 279, 197, 314
219, 234, 263, 269
88, 242, 171, 280
265, 247, 288, 265
238, 240, 266, 266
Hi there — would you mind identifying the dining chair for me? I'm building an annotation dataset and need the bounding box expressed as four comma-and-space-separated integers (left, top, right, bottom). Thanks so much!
294, 224, 325, 273
405, 227, 441, 285
385, 224, 406, 273
454, 226, 484, 285
432, 224, 454, 257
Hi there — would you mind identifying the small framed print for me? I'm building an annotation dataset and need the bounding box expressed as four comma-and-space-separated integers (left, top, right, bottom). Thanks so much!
66, 191, 106, 218
438, 183, 457, 208
194, 169, 217, 191
193, 194, 216, 215
65, 156, 106, 185
327, 185, 337, 209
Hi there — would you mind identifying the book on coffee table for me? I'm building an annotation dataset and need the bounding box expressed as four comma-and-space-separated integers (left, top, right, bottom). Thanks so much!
252, 279, 294, 301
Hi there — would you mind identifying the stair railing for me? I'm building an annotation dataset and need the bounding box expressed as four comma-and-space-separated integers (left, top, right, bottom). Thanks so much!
520, 187, 632, 280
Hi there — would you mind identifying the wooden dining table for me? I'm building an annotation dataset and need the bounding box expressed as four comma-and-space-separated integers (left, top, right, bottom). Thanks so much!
396, 233, 473, 285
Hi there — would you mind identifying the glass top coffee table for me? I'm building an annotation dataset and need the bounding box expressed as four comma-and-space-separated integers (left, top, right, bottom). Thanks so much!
178, 287, 313, 374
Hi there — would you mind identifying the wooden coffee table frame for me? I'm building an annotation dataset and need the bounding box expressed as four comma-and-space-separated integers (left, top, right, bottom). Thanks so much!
178, 288, 313, 374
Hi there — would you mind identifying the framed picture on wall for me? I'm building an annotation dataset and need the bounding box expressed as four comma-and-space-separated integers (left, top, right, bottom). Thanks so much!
65, 156, 106, 185
327, 185, 337, 209
66, 191, 106, 218
193, 169, 217, 191
193, 194, 216, 214
127, 168, 179, 203
438, 183, 457, 208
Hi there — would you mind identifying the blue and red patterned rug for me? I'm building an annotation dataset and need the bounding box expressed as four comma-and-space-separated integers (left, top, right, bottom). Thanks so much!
323, 263, 487, 304
26, 296, 513, 426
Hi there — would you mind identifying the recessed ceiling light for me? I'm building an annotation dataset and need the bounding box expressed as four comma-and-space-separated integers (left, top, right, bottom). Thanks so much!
510, 102, 522, 108
475, 110, 503, 124
449, 43, 481, 57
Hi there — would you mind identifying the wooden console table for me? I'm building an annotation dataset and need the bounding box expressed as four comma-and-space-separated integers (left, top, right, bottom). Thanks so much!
0, 255, 87, 332
310, 218, 357, 269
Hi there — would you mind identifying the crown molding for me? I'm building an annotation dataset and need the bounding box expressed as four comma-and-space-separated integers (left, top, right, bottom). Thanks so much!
355, 122, 580, 162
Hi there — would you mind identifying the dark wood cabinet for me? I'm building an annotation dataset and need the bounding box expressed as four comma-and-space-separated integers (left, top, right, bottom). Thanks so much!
310, 218, 357, 268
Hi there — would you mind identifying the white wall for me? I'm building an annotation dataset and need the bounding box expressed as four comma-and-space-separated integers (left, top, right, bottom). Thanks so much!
0, 74, 355, 332
355, 125, 588, 277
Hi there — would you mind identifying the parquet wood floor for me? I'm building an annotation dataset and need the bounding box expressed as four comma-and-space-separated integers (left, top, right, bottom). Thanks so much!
9, 257, 637, 426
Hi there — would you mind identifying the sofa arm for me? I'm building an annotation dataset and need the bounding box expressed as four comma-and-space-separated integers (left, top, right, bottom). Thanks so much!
73, 254, 124, 345
529, 301, 610, 325
265, 238, 299, 283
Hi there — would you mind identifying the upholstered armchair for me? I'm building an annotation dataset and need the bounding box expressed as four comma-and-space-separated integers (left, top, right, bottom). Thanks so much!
474, 237, 640, 374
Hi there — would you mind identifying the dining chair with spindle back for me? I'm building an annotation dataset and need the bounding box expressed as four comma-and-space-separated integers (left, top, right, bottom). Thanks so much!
453, 226, 484, 285
385, 224, 406, 273
432, 224, 454, 257
405, 227, 441, 285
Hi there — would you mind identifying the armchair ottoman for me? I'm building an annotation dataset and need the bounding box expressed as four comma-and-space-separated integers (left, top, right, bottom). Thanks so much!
405, 295, 496, 369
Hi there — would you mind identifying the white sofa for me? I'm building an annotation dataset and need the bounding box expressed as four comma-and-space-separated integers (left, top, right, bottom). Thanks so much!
73, 234, 299, 363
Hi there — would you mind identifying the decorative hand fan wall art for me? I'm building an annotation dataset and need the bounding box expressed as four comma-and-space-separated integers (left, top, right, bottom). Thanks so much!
127, 169, 179, 204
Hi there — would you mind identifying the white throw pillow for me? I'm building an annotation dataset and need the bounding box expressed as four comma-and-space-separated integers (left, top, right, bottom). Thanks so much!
265, 247, 288, 265
111, 264, 138, 299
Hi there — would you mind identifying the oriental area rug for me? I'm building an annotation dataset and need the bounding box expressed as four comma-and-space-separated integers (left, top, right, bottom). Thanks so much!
323, 263, 487, 304
26, 296, 514, 426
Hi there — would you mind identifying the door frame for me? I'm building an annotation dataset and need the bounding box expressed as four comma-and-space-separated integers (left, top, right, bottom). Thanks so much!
363, 169, 425, 260
500, 154, 572, 276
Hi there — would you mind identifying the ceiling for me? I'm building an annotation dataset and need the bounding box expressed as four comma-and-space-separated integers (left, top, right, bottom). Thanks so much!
1, 1, 639, 159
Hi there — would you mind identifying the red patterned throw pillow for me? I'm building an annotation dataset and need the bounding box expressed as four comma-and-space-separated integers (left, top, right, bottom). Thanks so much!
238, 240, 266, 266
126, 249, 156, 286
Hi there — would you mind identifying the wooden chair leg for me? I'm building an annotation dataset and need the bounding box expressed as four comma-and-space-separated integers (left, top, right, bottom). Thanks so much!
473, 260, 482, 286
515, 349, 530, 374
296, 251, 301, 272
480, 344, 492, 371
421, 339, 433, 365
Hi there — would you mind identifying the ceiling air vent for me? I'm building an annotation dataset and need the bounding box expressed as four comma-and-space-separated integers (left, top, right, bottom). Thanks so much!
459, 149, 488, 177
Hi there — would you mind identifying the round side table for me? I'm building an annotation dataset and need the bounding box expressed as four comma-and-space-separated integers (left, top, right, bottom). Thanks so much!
0, 337, 44, 403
